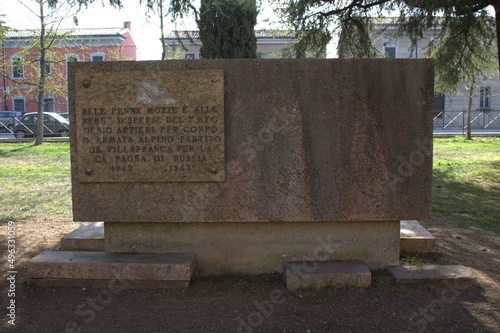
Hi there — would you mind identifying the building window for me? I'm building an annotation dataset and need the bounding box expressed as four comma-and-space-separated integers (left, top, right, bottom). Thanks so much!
43, 97, 54, 112
185, 53, 195, 59
11, 55, 24, 79
384, 46, 396, 59
66, 54, 79, 78
37, 55, 51, 75
91, 53, 105, 62
480, 86, 491, 109
13, 98, 25, 113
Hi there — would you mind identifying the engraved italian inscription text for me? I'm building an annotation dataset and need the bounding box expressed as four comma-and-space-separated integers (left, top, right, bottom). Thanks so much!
75, 70, 224, 182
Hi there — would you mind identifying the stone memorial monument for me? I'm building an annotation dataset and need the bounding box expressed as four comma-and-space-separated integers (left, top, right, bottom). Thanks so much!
68, 59, 433, 276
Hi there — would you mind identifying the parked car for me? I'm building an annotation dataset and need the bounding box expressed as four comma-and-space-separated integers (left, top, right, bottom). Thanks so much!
13, 112, 70, 138
0, 111, 23, 132
60, 112, 70, 121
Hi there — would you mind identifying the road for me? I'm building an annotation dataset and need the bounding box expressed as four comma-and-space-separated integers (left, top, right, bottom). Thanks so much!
433, 129, 500, 136
0, 132, 15, 139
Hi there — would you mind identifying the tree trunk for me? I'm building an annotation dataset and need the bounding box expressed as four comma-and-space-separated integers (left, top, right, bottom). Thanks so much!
466, 78, 474, 140
159, 0, 167, 60
35, 88, 45, 145
35, 0, 45, 145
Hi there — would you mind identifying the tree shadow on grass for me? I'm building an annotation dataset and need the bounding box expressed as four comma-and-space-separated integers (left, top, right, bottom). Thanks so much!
432, 168, 500, 234
0, 143, 37, 157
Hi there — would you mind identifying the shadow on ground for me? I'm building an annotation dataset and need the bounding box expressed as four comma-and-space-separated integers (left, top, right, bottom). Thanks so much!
432, 167, 500, 234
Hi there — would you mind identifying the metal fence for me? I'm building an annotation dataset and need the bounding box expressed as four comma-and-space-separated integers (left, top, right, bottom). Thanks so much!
3, 112, 499, 136
0, 115, 70, 137
0, 116, 17, 134
433, 110, 500, 131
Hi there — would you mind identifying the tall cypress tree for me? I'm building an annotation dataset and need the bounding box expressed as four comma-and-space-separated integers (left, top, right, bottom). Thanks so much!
198, 0, 257, 59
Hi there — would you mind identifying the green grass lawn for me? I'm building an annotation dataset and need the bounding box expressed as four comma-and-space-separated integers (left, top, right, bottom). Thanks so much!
0, 138, 499, 234
432, 137, 500, 233
0, 142, 72, 222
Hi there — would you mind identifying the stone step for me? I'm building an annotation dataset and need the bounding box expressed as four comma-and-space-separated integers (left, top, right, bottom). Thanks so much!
61, 222, 105, 251
285, 260, 371, 290
388, 265, 476, 289
400, 220, 436, 253
27, 251, 195, 288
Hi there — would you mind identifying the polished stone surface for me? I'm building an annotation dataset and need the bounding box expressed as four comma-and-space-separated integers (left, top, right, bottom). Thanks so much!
69, 59, 434, 222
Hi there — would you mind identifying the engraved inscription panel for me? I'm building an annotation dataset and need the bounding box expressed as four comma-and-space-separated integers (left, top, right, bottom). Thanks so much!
75, 70, 224, 182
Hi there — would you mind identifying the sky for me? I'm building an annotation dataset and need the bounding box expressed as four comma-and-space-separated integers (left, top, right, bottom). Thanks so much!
1, 0, 285, 60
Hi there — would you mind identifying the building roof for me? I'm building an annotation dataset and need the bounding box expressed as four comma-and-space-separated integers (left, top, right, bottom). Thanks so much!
371, 17, 444, 30
6, 27, 125, 39
166, 29, 296, 40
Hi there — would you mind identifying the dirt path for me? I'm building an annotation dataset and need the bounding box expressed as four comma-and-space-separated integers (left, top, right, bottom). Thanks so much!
1, 219, 499, 333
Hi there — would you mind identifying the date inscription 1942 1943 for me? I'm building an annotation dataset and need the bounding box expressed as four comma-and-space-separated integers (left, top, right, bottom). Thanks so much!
77, 104, 224, 182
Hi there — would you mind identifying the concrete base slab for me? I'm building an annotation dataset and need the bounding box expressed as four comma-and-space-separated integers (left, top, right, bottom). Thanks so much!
400, 220, 436, 253
105, 221, 400, 276
388, 265, 476, 289
60, 221, 431, 262
285, 260, 371, 290
61, 222, 104, 251
27, 251, 194, 288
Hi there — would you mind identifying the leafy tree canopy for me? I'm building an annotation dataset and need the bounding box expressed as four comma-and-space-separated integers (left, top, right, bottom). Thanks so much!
0, 16, 8, 40
430, 14, 498, 93
74, 0, 192, 17
279, 0, 500, 64
198, 0, 257, 58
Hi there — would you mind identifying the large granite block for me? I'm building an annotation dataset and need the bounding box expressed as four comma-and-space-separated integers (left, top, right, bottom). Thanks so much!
69, 59, 433, 223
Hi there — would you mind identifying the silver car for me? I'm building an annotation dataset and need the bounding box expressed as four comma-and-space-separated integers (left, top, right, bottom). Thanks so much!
13, 112, 70, 138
